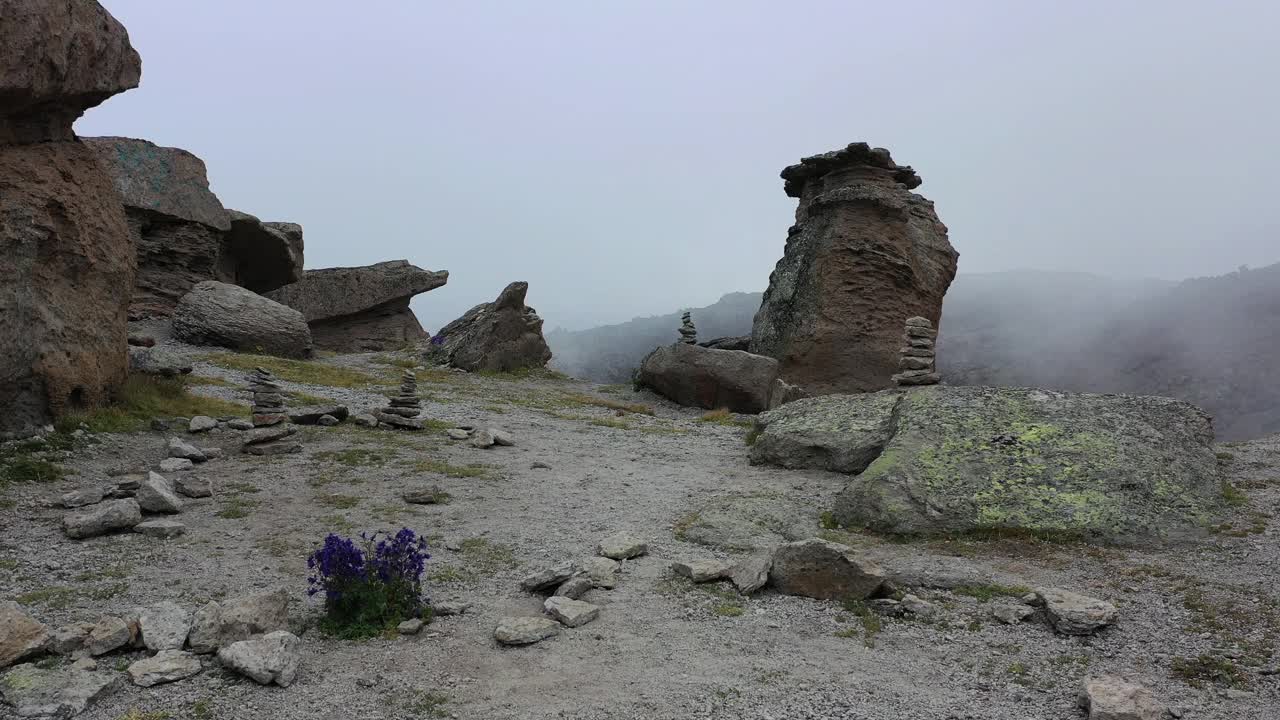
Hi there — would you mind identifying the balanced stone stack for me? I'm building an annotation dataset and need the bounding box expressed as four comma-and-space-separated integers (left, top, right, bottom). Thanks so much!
892, 317, 940, 386
377, 371, 424, 430
249, 368, 287, 426
678, 312, 697, 345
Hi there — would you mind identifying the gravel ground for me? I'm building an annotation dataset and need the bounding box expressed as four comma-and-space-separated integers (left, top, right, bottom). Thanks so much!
2, 346, 1278, 720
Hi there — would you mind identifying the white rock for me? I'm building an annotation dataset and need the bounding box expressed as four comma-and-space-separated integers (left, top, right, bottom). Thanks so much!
494, 617, 559, 645
544, 596, 600, 628
490, 427, 515, 446
1038, 588, 1117, 635
128, 649, 202, 687
62, 499, 142, 539
60, 487, 105, 508
188, 416, 217, 433
730, 551, 774, 594
583, 557, 620, 589
469, 429, 495, 448
0, 664, 120, 717
137, 472, 183, 514
553, 577, 593, 600
598, 532, 647, 560
49, 622, 95, 656
167, 436, 206, 462
520, 561, 577, 592
397, 618, 424, 635
672, 559, 733, 583
217, 631, 301, 687
87, 616, 130, 656
432, 600, 471, 617
992, 603, 1035, 625
174, 476, 212, 498
351, 413, 378, 428
0, 602, 50, 668
1079, 675, 1167, 720
446, 428, 470, 440
140, 600, 191, 652
158, 457, 194, 473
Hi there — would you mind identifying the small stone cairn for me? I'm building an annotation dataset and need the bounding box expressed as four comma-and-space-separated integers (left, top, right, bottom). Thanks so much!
377, 371, 424, 430
892, 317, 940, 386
678, 312, 697, 345
243, 368, 301, 455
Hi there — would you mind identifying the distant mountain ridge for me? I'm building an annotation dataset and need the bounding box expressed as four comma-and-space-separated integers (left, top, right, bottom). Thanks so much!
546, 264, 1280, 440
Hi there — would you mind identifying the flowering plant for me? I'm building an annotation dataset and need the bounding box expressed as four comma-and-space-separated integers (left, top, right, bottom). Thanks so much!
307, 528, 430, 638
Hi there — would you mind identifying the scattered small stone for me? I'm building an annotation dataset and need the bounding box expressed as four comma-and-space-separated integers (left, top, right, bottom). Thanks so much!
317, 414, 339, 427
494, 617, 560, 646
447, 429, 470, 440
531, 461, 551, 470
554, 577, 593, 600
469, 429, 495, 448
491, 428, 515, 446
139, 600, 192, 652
992, 603, 1036, 625
243, 442, 303, 456
403, 486, 448, 505
351, 413, 378, 428
520, 561, 578, 592
137, 472, 183, 514
216, 631, 301, 687
167, 436, 206, 462
730, 551, 773, 595
188, 416, 217, 433
157, 457, 194, 473
61, 487, 105, 509
242, 424, 298, 446
1, 602, 50, 668
900, 594, 936, 617
1037, 588, 1117, 635
63, 499, 142, 539
0, 663, 121, 717
128, 649, 202, 687
377, 413, 424, 430
1078, 675, 1167, 720
583, 557, 620, 589
544, 596, 601, 628
432, 600, 471, 617
134, 519, 186, 538
174, 476, 212, 498
599, 532, 647, 560
672, 559, 733, 583
397, 619, 424, 635
87, 616, 131, 656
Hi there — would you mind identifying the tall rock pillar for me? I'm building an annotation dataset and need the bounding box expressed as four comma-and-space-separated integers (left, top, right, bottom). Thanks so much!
750, 143, 959, 394
0, 0, 141, 435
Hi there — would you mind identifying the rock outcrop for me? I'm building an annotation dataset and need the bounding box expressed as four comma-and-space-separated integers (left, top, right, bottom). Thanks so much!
266, 260, 447, 352
423, 282, 552, 372
750, 385, 1222, 542
0, 0, 140, 436
750, 142, 959, 395
221, 210, 305, 294
637, 343, 779, 414
172, 281, 313, 358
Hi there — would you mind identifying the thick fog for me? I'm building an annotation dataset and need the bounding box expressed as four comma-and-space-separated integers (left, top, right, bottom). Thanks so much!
82, 0, 1279, 333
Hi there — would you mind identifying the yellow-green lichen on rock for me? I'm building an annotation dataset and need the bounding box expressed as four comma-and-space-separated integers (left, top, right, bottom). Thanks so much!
752, 385, 1222, 543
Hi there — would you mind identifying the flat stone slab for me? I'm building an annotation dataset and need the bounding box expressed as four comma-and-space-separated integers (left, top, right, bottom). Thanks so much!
63, 499, 141, 539
217, 631, 301, 687
520, 561, 577, 592
672, 559, 733, 583
0, 663, 121, 718
157, 457, 194, 473
1037, 588, 1117, 635
598, 532, 647, 560
544, 596, 600, 628
494, 616, 560, 645
128, 649, 202, 687
134, 519, 186, 538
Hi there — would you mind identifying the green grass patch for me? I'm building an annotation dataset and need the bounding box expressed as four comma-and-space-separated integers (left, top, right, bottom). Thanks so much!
56, 375, 246, 434
568, 393, 655, 415
216, 497, 258, 519
414, 459, 490, 478
1171, 654, 1250, 688
953, 583, 1033, 602
459, 537, 518, 573
839, 598, 883, 647
589, 417, 630, 430
186, 375, 236, 387
202, 352, 382, 388
713, 603, 745, 617
314, 493, 361, 509
316, 448, 398, 468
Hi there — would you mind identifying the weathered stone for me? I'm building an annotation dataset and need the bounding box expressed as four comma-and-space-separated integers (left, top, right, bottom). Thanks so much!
469, 429, 495, 447
199, 446, 223, 460
216, 631, 301, 687
403, 486, 448, 505
222, 210, 304, 294
351, 413, 378, 428
768, 539, 884, 600
730, 552, 774, 594
84, 616, 130, 656
423, 281, 552, 372
432, 600, 471, 617
134, 519, 186, 538
751, 386, 1221, 542
139, 600, 191, 652
226, 418, 254, 431
1078, 676, 1167, 720
173, 281, 313, 358
174, 476, 212, 498
186, 602, 222, 654
582, 557, 620, 589
61, 487, 105, 509
553, 577, 593, 600
1038, 588, 1118, 635
598, 533, 648, 560
168, 436, 206, 461
243, 442, 302, 456
289, 406, 349, 425
158, 457, 194, 473
637, 343, 779, 414
0, 142, 135, 436
520, 561, 577, 592
188, 416, 217, 433
677, 493, 816, 553
672, 559, 733, 583
49, 622, 94, 656
63, 499, 141, 539
317, 414, 339, 427
137, 472, 183, 514
991, 603, 1036, 625
214, 590, 290, 648
243, 424, 298, 446
491, 428, 516, 447
0, 663, 121, 718
900, 594, 936, 616
0, 602, 49, 669
543, 596, 600, 628
397, 619, 424, 635
494, 617, 560, 646
128, 649, 202, 687
446, 428, 470, 440
377, 413, 424, 431
751, 143, 958, 395
128, 345, 193, 377
266, 260, 448, 353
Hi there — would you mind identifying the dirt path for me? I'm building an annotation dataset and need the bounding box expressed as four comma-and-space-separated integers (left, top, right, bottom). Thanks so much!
2, 350, 1278, 719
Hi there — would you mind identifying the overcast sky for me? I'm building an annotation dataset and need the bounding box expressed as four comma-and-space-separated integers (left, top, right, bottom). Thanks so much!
82, 0, 1279, 331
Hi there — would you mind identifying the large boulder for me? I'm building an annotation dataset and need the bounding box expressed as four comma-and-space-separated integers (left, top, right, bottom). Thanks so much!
84, 136, 232, 319
221, 210, 304, 294
750, 142, 959, 395
0, 602, 49, 669
172, 281, 313, 358
0, 0, 141, 143
637, 343, 779, 413
266, 260, 447, 352
750, 385, 1222, 542
423, 281, 552, 372
1, 0, 138, 438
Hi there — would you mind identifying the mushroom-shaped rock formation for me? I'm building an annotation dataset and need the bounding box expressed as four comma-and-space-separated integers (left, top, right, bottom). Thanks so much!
0, 0, 141, 437
266, 260, 448, 353
424, 282, 552, 372
222, 210, 305, 294
750, 142, 959, 395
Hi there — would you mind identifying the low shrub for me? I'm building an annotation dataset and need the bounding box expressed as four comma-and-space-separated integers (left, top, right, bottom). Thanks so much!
307, 528, 431, 638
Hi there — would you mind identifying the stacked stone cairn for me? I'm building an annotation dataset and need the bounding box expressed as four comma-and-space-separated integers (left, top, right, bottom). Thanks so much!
678, 312, 697, 345
892, 317, 940, 386
242, 368, 301, 455
377, 370, 424, 430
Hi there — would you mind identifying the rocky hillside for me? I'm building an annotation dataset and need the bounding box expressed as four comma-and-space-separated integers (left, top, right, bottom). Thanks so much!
548, 264, 1280, 440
